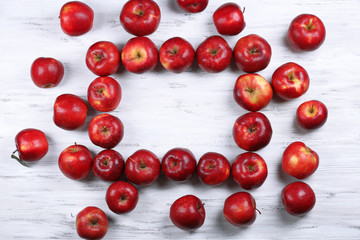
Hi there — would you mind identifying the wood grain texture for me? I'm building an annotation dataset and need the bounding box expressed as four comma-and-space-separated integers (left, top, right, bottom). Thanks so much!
1, 0, 360, 239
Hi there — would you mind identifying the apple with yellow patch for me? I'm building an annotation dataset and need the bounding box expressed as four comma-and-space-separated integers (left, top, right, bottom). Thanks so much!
297, 100, 328, 129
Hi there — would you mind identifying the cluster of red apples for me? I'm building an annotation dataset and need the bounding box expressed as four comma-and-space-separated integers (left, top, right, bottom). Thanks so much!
12, 0, 329, 239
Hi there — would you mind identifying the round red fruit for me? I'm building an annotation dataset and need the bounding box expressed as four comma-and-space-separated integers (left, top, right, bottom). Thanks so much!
60, 1, 94, 36
92, 149, 125, 181
30, 57, 64, 88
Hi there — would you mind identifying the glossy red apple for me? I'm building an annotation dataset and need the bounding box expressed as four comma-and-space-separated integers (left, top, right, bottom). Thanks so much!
196, 35, 232, 73
233, 73, 273, 112
76, 206, 108, 240
232, 152, 268, 190
58, 144, 92, 180
87, 77, 122, 112
88, 114, 124, 149
121, 37, 158, 74
92, 149, 125, 181
213, 3, 245, 36
12, 128, 48, 166
106, 181, 139, 214
159, 37, 195, 73
30, 57, 64, 88
234, 34, 272, 73
125, 149, 160, 186
53, 94, 88, 130
120, 0, 161, 36
170, 195, 205, 230
272, 62, 309, 100
223, 192, 258, 227
288, 14, 326, 51
196, 152, 230, 186
86, 41, 120, 76
161, 148, 197, 182
233, 112, 273, 151
282, 181, 316, 216
60, 1, 94, 36
176, 0, 208, 13
297, 100, 328, 130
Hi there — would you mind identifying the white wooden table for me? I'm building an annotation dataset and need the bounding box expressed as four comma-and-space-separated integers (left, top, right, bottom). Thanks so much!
1, 0, 360, 239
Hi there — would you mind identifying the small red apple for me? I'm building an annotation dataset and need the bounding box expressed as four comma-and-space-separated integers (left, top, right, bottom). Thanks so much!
106, 181, 139, 214
170, 195, 205, 230
125, 149, 160, 186
234, 34, 272, 73
233, 73, 273, 112
297, 100, 328, 130
120, 0, 161, 36
161, 148, 197, 182
196, 152, 230, 186
53, 94, 88, 130
88, 114, 124, 149
60, 1, 94, 36
87, 77, 122, 112
30, 57, 64, 88
92, 149, 125, 181
232, 152, 268, 190
213, 3, 245, 36
196, 35, 232, 73
86, 41, 120, 77
159, 37, 195, 73
288, 14, 326, 51
76, 206, 108, 240
281, 181, 316, 216
58, 144, 92, 180
176, 0, 208, 13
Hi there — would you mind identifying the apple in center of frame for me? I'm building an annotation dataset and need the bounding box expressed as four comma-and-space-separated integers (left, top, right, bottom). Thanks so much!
30, 57, 64, 88
106, 181, 139, 214
296, 100, 328, 130
196, 152, 230, 186
92, 149, 125, 182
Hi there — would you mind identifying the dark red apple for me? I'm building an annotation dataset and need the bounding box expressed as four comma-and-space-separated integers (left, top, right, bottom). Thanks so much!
233, 112, 273, 151
234, 34, 271, 73
30, 57, 64, 88
161, 148, 197, 182
288, 14, 326, 51
120, 0, 161, 36
196, 35, 232, 73
88, 114, 124, 149
297, 100, 328, 129
176, 0, 208, 13
53, 93, 88, 130
60, 1, 94, 36
86, 41, 120, 76
281, 181, 316, 216
76, 206, 108, 240
92, 149, 125, 181
233, 73, 273, 112
170, 195, 205, 230
106, 181, 139, 214
213, 3, 245, 36
196, 152, 230, 186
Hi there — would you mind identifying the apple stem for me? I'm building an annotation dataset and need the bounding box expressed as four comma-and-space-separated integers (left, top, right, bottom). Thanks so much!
255, 208, 262, 215
242, 7, 246, 14
11, 150, 29, 167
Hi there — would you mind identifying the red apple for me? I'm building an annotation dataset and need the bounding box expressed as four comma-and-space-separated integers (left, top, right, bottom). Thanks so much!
233, 73, 273, 112
272, 62, 309, 100
106, 181, 139, 214
92, 149, 125, 181
58, 144, 92, 180
232, 152, 268, 190
88, 114, 124, 149
282, 141, 319, 179
121, 37, 158, 74
125, 149, 160, 186
53, 94, 88, 130
76, 206, 108, 240
170, 195, 205, 230
159, 37, 195, 73
213, 3, 245, 36
288, 14, 326, 51
30, 57, 64, 88
161, 148, 197, 182
196, 35, 232, 73
12, 128, 48, 166
297, 100, 328, 130
176, 0, 208, 13
120, 0, 161, 36
196, 152, 230, 186
60, 1, 94, 36
282, 181, 316, 216
234, 34, 272, 73
87, 77, 122, 112
85, 41, 120, 76
233, 112, 273, 151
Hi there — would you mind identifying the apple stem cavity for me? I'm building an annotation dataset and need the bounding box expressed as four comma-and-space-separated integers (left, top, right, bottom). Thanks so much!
11, 150, 29, 167
94, 53, 103, 61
